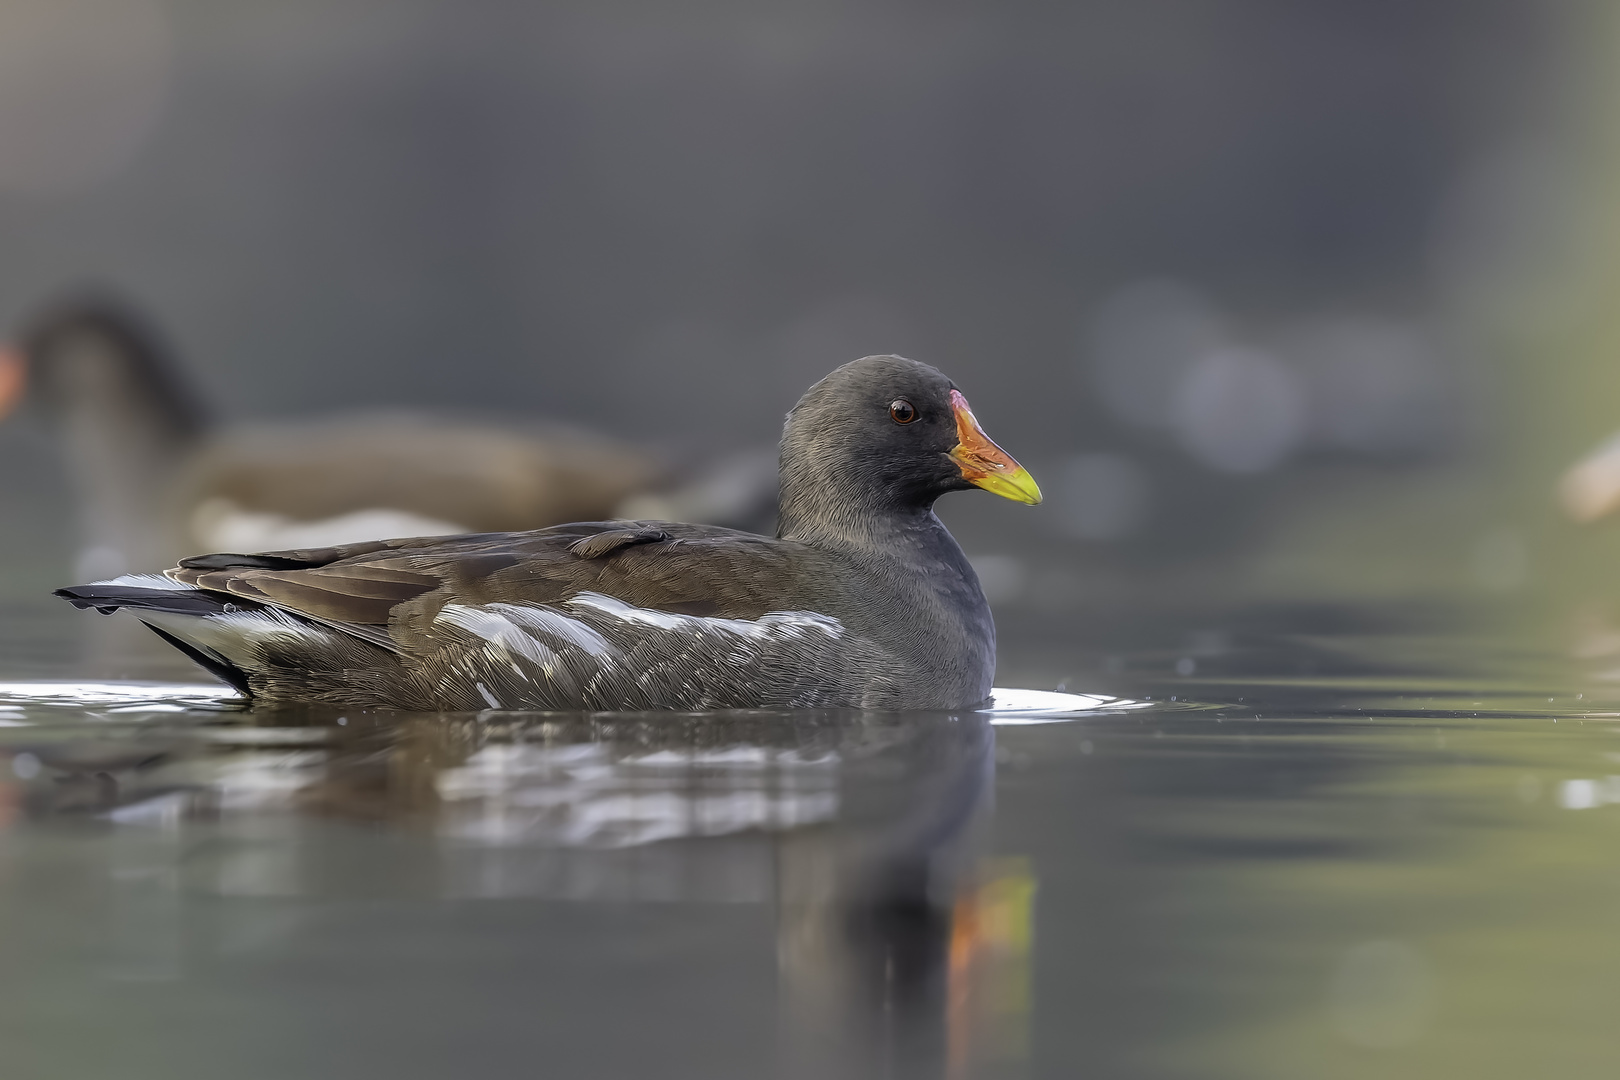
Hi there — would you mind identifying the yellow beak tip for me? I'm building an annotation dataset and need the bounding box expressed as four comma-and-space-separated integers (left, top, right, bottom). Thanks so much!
969, 468, 1043, 505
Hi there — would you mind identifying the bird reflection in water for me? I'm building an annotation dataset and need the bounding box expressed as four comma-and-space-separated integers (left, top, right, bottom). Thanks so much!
1, 704, 1031, 1078
772, 712, 1017, 1079
948, 860, 1037, 1071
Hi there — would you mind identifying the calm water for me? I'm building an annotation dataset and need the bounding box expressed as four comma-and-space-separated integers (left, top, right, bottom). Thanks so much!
0, 599, 1615, 1079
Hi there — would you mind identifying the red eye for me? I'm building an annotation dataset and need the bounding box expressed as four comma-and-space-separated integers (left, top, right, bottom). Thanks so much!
889, 398, 917, 424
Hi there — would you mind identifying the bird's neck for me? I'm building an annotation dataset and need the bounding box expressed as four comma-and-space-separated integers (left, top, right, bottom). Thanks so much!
778, 493, 983, 611
782, 496, 996, 705
45, 340, 209, 567
54, 329, 206, 456
776, 483, 937, 552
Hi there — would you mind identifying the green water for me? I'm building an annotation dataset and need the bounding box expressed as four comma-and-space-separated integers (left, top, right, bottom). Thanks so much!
0, 602, 1614, 1079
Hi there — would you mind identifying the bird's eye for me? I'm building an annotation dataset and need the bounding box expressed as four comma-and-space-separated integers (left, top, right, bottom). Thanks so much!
889, 398, 917, 424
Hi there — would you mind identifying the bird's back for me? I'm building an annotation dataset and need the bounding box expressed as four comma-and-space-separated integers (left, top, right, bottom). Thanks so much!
64, 521, 953, 710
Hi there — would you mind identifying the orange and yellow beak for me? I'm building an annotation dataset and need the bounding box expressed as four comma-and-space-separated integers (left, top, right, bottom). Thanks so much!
0, 347, 25, 421
947, 389, 1042, 505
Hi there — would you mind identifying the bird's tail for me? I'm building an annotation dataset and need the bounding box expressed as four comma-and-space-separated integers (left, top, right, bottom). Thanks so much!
55, 575, 254, 693
56, 574, 236, 617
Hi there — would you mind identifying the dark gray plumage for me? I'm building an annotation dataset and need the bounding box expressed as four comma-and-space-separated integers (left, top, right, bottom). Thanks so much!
56, 355, 1042, 711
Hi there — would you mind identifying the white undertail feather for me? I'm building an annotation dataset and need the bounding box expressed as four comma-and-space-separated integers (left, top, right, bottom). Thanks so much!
90, 573, 194, 591
137, 606, 338, 668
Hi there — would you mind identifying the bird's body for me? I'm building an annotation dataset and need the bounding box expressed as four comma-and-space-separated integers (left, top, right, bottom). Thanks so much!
57, 355, 1040, 711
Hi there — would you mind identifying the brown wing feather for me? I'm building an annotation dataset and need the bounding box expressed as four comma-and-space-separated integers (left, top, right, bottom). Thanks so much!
162, 522, 840, 652
219, 566, 439, 625
567, 527, 672, 560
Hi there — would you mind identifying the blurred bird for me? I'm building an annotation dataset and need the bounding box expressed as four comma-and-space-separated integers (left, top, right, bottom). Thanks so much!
0, 295, 773, 580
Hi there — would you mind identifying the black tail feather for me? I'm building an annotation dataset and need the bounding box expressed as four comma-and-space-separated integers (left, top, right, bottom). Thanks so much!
54, 584, 244, 617
178, 552, 327, 572
142, 624, 252, 696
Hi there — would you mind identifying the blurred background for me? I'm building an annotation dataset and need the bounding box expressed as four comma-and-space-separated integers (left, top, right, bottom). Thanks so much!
1, 0, 1618, 632
9, 6, 1620, 1078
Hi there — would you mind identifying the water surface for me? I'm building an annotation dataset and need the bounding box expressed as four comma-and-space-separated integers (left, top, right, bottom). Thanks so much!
0, 601, 1614, 1079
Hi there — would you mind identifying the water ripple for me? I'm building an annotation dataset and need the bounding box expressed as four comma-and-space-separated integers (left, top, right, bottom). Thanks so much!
0, 680, 1158, 724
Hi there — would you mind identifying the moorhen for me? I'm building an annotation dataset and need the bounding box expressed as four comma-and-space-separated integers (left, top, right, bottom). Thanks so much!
57, 355, 1041, 710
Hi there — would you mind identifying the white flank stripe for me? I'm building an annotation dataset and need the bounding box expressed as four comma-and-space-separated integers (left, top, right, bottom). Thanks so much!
566, 592, 844, 641
491, 603, 615, 657
438, 606, 564, 667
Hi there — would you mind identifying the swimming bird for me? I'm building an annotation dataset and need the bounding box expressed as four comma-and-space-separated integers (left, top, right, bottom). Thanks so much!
0, 295, 680, 577
56, 356, 1041, 711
